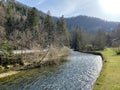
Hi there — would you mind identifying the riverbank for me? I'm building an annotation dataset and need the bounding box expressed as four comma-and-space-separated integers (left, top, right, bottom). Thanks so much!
79, 51, 105, 61
94, 48, 120, 90
0, 71, 20, 78
0, 51, 102, 90
0, 46, 70, 78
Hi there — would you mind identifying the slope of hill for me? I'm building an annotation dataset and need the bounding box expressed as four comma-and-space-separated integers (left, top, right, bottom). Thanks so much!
5, 1, 119, 33
65, 15, 119, 32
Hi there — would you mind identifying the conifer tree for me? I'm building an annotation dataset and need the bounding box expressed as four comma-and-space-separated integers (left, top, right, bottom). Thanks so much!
44, 11, 55, 46
27, 7, 39, 29
72, 27, 80, 50
56, 15, 70, 46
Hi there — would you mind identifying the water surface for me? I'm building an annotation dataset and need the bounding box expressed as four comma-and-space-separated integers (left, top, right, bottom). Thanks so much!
0, 51, 103, 90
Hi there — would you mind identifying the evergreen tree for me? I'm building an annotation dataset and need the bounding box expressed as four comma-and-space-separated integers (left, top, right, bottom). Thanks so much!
56, 15, 70, 46
0, 1, 2, 6
94, 30, 106, 50
44, 11, 55, 46
5, 15, 14, 34
72, 27, 90, 51
1, 41, 13, 56
72, 27, 80, 50
27, 7, 39, 29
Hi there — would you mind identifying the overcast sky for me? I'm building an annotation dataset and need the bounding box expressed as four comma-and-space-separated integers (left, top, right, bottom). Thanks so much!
16, 0, 120, 22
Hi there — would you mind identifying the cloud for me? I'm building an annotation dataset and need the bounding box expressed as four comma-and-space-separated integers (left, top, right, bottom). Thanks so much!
62, 1, 78, 16
20, 0, 91, 17
46, 0, 91, 17
63, 0, 92, 17
45, 0, 80, 17
17, 0, 120, 21
16, 0, 46, 7
37, 0, 46, 5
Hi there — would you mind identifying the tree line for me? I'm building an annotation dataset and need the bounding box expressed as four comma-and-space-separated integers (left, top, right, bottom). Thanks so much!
0, 1, 70, 50
0, 0, 120, 52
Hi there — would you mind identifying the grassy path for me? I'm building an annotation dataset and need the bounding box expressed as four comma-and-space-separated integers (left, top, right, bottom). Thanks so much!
94, 48, 120, 90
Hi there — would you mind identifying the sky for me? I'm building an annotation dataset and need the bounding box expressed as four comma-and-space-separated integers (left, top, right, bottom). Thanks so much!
16, 0, 120, 22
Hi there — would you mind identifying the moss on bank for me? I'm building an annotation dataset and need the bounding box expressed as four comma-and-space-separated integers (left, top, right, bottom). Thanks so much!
94, 48, 120, 90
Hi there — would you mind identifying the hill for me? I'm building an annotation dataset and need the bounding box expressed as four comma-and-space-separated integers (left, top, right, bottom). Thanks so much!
65, 16, 119, 32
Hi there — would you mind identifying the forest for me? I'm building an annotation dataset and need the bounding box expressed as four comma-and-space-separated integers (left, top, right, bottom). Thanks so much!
0, 0, 120, 68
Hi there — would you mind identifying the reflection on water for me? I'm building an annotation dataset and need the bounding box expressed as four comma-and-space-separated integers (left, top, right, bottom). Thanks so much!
0, 51, 103, 90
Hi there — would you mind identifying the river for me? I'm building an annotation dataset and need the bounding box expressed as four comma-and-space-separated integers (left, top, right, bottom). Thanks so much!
0, 51, 103, 90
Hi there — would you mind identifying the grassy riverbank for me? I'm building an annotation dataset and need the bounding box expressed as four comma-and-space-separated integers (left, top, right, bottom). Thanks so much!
94, 48, 120, 90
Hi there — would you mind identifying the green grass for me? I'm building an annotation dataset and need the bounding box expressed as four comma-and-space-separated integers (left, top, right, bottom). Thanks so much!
94, 48, 120, 90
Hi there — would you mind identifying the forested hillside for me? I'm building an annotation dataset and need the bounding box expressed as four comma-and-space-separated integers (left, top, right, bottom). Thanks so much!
0, 0, 70, 50
65, 15, 119, 32
53, 16, 119, 33
0, 0, 120, 52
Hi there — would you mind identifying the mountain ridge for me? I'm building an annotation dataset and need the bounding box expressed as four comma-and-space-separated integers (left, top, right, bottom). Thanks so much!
64, 15, 119, 32
2, 1, 120, 32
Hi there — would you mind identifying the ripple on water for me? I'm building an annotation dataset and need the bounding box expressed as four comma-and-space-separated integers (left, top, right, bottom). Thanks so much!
0, 51, 103, 90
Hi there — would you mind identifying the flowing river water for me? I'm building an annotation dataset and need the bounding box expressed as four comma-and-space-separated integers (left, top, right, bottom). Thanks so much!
0, 51, 103, 90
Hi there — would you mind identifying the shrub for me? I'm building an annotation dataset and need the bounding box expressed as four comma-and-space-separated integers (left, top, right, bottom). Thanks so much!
1, 41, 13, 56
0, 42, 23, 67
85, 44, 93, 51
113, 47, 120, 55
